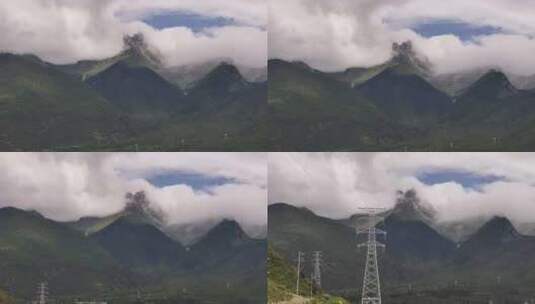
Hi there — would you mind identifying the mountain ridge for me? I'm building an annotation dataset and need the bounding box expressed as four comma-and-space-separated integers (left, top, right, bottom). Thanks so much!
269, 201, 535, 294
0, 206, 266, 303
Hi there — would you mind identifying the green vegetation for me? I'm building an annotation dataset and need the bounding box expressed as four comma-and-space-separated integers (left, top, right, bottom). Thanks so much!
268, 246, 349, 304
0, 47, 267, 151
0, 207, 266, 304
0, 207, 136, 296
268, 56, 535, 151
267, 59, 407, 151
268, 245, 307, 302
269, 202, 535, 303
0, 53, 123, 150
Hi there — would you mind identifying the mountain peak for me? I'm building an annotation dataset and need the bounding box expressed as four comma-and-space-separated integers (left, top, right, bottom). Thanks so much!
208, 62, 243, 80
123, 33, 147, 51
197, 219, 249, 247
468, 216, 521, 243
480, 216, 517, 234
121, 191, 166, 227
390, 189, 436, 223
480, 69, 512, 85
120, 33, 162, 68
389, 41, 432, 76
191, 62, 247, 94
461, 69, 518, 99
209, 219, 246, 238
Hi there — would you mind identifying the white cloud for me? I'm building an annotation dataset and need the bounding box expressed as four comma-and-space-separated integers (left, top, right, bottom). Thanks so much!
0, 0, 267, 68
269, 0, 535, 75
269, 153, 535, 224
0, 153, 267, 232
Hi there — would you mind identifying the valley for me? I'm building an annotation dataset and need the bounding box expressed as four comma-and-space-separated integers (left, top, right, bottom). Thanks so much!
0, 194, 266, 304
0, 34, 268, 152
268, 194, 535, 304
268, 42, 535, 151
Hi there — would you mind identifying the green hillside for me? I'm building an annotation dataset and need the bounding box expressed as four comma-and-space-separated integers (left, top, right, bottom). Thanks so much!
267, 41, 535, 151
0, 43, 267, 151
92, 218, 186, 273
267, 59, 409, 151
268, 246, 349, 304
0, 207, 138, 297
0, 206, 266, 304
0, 53, 124, 150
268, 245, 308, 302
269, 202, 535, 303
358, 66, 452, 127
87, 62, 184, 114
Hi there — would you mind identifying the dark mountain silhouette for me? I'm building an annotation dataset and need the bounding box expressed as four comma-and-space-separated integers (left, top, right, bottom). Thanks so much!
357, 45, 452, 127
269, 202, 535, 294
87, 62, 184, 113
268, 40, 535, 151
0, 53, 122, 150
0, 206, 266, 303
91, 218, 185, 272
0, 32, 267, 151
459, 70, 518, 100
0, 207, 138, 296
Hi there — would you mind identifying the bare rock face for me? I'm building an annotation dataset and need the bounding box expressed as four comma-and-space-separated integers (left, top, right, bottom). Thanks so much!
124, 191, 166, 226
121, 33, 163, 67
391, 41, 432, 75
392, 189, 436, 223
123, 33, 147, 50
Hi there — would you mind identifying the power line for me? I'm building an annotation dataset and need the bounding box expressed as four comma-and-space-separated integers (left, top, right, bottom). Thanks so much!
357, 207, 386, 304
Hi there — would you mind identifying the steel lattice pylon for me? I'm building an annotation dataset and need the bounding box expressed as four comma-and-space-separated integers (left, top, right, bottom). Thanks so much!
34, 282, 48, 304
312, 251, 322, 290
357, 208, 386, 304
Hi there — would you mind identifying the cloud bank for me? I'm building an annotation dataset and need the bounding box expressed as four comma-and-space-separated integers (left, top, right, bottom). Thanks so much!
269, 0, 535, 74
0, 153, 267, 232
269, 153, 535, 224
0, 0, 267, 67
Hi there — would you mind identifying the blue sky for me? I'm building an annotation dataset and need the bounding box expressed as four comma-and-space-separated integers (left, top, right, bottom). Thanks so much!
418, 170, 505, 190
146, 171, 237, 191
143, 12, 237, 31
410, 20, 504, 41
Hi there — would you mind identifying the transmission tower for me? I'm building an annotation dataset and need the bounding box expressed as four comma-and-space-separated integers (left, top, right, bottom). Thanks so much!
357, 208, 386, 304
34, 282, 48, 304
296, 251, 305, 295
312, 251, 322, 291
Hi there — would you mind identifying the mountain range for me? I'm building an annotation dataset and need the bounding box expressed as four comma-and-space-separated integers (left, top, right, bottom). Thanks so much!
268, 195, 535, 300
0, 33, 267, 151
269, 41, 535, 151
0, 194, 266, 304
7, 34, 535, 151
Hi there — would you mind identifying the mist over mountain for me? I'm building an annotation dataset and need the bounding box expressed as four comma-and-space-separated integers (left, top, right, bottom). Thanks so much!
270, 0, 535, 76
161, 58, 267, 90
0, 204, 266, 303
333, 188, 504, 243
0, 1, 267, 68
269, 200, 535, 301
0, 31, 268, 151
268, 39, 535, 150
